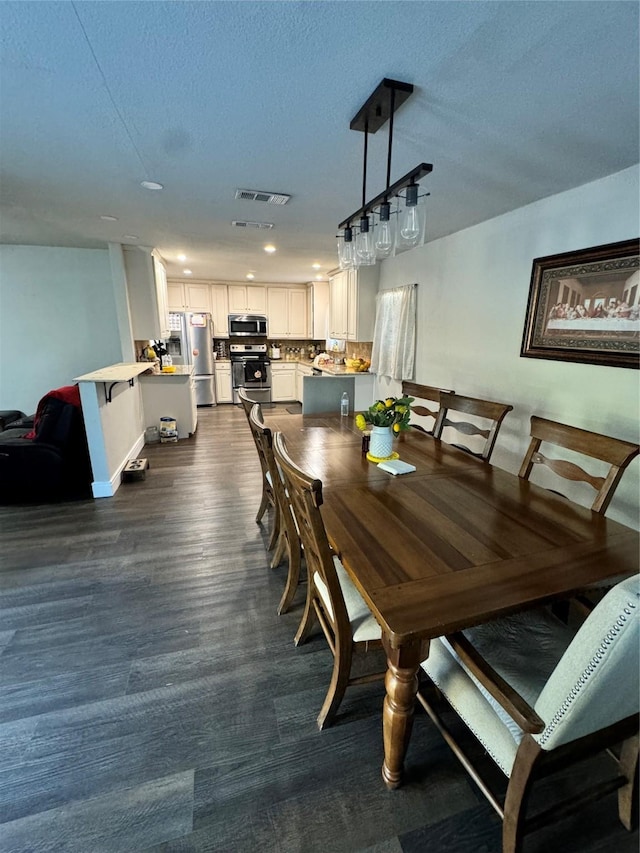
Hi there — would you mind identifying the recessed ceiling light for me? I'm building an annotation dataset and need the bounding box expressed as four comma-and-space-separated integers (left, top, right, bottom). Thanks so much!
246, 273, 255, 280
312, 263, 321, 270
177, 254, 187, 262
264, 244, 276, 254
183, 269, 192, 275
315, 274, 323, 280
140, 180, 163, 191
123, 235, 139, 240
100, 215, 118, 222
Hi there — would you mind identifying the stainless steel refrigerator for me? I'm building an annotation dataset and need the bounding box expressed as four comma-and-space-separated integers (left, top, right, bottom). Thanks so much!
167, 312, 216, 406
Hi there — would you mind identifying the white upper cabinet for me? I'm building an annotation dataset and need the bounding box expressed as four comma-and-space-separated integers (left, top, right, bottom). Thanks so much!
210, 283, 229, 338
125, 247, 170, 340
167, 280, 211, 314
228, 284, 267, 314
268, 287, 308, 338
329, 266, 378, 341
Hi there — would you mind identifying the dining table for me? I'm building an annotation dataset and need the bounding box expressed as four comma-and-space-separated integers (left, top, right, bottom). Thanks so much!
263, 411, 640, 789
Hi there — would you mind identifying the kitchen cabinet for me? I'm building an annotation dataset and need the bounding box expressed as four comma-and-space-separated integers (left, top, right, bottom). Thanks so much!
271, 362, 297, 402
329, 266, 378, 341
214, 361, 233, 403
296, 362, 313, 402
125, 247, 170, 340
268, 287, 308, 338
167, 280, 212, 314
228, 284, 267, 314
210, 283, 229, 338
308, 281, 329, 340
139, 369, 197, 439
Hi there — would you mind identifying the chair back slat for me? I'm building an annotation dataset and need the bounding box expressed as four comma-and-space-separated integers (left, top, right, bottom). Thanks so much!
247, 404, 275, 486
272, 431, 349, 634
402, 381, 454, 435
433, 391, 513, 462
519, 416, 639, 514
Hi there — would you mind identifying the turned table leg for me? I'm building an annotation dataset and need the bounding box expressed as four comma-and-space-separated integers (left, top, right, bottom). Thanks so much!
381, 636, 424, 789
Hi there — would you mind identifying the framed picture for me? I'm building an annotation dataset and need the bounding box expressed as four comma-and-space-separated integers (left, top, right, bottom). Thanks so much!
521, 238, 639, 369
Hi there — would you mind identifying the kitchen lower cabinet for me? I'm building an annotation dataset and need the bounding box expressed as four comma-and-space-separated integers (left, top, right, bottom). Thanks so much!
296, 363, 313, 402
271, 363, 297, 402
214, 362, 233, 403
139, 371, 197, 439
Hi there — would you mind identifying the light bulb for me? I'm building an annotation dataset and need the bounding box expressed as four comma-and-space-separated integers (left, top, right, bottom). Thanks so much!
355, 216, 376, 265
400, 206, 420, 243
375, 220, 394, 257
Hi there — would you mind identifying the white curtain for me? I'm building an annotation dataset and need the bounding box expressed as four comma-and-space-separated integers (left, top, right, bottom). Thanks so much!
370, 284, 416, 381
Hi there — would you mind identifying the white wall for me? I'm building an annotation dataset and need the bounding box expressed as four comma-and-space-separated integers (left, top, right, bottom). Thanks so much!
0, 246, 123, 413
377, 165, 639, 529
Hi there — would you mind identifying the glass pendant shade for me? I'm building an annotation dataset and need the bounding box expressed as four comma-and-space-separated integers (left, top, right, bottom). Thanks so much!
337, 226, 355, 270
355, 216, 376, 266
374, 201, 394, 258
396, 185, 426, 250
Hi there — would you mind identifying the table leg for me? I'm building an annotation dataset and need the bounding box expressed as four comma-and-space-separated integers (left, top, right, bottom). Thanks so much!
381, 636, 425, 789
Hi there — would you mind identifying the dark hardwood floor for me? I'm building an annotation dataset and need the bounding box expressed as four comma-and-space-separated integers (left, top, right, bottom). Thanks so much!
0, 405, 636, 852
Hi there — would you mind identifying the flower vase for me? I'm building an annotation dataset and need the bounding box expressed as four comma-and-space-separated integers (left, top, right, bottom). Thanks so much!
369, 425, 394, 460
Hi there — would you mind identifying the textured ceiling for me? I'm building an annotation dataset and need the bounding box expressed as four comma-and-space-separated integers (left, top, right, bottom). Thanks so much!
0, 1, 638, 283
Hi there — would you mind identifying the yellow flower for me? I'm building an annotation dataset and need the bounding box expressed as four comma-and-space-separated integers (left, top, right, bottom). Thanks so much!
393, 422, 401, 434
396, 405, 407, 414
355, 414, 367, 431
374, 401, 386, 412
385, 398, 395, 408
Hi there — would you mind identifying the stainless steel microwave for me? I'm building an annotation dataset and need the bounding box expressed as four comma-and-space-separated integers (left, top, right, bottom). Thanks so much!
228, 314, 268, 337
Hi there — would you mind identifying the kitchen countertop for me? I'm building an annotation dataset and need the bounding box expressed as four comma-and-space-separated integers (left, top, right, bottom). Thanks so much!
138, 364, 194, 378
270, 358, 371, 376
74, 362, 151, 382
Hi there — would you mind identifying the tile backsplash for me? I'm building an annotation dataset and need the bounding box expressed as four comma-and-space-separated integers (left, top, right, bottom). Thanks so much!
345, 341, 372, 361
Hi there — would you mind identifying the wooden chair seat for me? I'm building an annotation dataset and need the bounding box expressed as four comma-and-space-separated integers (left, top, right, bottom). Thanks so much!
419, 575, 640, 853
433, 391, 513, 462
273, 430, 386, 729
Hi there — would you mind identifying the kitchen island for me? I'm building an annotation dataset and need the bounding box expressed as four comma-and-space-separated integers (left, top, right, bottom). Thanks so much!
302, 367, 374, 414
139, 365, 197, 439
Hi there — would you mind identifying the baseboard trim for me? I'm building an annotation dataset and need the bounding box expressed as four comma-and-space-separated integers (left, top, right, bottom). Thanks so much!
91, 432, 146, 498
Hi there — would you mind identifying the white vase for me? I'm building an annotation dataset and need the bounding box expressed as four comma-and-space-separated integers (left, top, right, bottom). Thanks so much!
369, 425, 394, 459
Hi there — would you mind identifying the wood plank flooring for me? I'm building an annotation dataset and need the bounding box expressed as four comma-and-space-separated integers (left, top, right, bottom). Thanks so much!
0, 405, 637, 852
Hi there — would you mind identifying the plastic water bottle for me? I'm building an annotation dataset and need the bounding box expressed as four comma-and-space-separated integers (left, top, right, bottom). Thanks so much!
340, 391, 349, 417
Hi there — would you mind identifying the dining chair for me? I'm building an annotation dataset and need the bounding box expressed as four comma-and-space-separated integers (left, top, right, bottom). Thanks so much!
272, 430, 385, 729
237, 388, 278, 550
401, 381, 454, 435
518, 415, 639, 515
248, 405, 303, 615
418, 574, 639, 853
433, 391, 513, 462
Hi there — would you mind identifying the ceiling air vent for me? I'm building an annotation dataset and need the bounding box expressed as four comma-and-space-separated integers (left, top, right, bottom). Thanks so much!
231, 220, 274, 229
235, 188, 291, 205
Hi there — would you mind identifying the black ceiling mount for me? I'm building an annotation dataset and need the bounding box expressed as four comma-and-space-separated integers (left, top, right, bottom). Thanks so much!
349, 78, 414, 133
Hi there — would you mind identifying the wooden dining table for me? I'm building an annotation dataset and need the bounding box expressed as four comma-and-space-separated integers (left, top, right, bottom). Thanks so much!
263, 411, 640, 789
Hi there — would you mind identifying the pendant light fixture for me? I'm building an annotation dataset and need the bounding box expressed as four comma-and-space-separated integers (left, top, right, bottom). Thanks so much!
337, 78, 432, 267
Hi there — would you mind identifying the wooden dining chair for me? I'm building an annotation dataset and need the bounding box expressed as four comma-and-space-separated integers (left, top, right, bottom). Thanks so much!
272, 430, 385, 729
248, 405, 303, 615
401, 381, 454, 435
237, 389, 278, 550
418, 574, 639, 853
433, 391, 513, 462
518, 415, 640, 515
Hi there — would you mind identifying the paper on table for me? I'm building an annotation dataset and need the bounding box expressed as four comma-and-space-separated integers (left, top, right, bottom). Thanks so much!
377, 459, 417, 476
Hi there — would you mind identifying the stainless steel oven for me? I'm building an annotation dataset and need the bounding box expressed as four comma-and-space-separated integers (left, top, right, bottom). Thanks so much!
228, 314, 268, 337
230, 343, 271, 405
